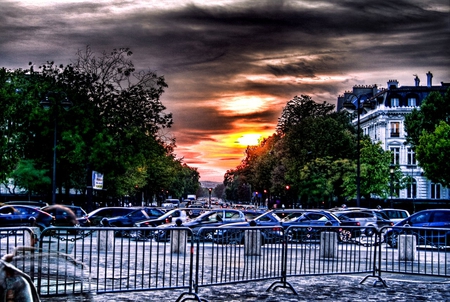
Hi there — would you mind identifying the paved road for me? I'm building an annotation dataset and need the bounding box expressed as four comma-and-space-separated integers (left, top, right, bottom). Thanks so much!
41, 274, 450, 301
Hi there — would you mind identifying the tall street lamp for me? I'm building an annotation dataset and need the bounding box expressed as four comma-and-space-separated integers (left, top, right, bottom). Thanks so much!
208, 188, 212, 209
389, 164, 395, 208
40, 92, 72, 205
343, 94, 367, 207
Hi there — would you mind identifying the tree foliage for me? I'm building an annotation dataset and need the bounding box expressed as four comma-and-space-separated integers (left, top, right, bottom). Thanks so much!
404, 89, 450, 186
0, 47, 200, 204
225, 94, 400, 207
415, 121, 450, 186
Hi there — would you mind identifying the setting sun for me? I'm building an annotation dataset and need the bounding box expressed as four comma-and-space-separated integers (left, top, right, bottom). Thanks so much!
236, 134, 261, 146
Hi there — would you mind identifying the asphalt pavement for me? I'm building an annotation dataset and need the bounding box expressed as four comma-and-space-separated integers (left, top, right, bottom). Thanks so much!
40, 274, 450, 302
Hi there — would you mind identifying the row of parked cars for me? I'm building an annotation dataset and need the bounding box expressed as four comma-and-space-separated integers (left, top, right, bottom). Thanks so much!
1, 201, 448, 248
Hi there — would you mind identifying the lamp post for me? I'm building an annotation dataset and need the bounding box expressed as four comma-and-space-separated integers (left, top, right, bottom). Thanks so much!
208, 188, 212, 209
389, 164, 395, 208
343, 94, 367, 207
40, 92, 72, 205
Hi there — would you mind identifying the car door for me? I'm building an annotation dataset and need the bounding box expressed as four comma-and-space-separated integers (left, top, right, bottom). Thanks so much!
429, 211, 450, 228
408, 211, 433, 227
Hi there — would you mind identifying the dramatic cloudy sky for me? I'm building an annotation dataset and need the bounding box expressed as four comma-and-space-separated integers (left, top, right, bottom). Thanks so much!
1, 0, 449, 182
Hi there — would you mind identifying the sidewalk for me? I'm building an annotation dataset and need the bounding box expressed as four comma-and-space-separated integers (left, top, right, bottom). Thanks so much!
41, 274, 450, 302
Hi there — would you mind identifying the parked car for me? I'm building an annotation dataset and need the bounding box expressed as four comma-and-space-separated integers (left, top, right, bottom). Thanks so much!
3, 200, 48, 207
282, 210, 342, 242
85, 207, 139, 226
40, 205, 80, 227
213, 210, 284, 244
214, 209, 363, 244
104, 207, 165, 227
0, 205, 54, 230
385, 209, 450, 248
371, 210, 394, 229
132, 208, 191, 240
273, 209, 308, 220
154, 209, 246, 242
333, 210, 378, 236
375, 208, 410, 224
241, 209, 266, 221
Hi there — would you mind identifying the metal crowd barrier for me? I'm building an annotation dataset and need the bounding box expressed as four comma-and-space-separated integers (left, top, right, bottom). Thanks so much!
0, 227, 37, 273
379, 226, 449, 278
0, 225, 448, 301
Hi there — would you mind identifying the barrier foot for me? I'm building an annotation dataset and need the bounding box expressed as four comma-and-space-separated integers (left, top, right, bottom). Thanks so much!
266, 280, 298, 295
360, 274, 388, 287
175, 291, 207, 302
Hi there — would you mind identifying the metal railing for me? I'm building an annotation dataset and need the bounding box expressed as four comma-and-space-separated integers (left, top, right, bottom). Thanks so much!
1, 225, 448, 301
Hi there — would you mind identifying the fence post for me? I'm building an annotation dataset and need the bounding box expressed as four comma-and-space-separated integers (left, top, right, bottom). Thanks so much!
97, 226, 114, 252
171, 219, 186, 254
398, 234, 416, 261
26, 227, 40, 247
244, 221, 261, 256
320, 231, 337, 258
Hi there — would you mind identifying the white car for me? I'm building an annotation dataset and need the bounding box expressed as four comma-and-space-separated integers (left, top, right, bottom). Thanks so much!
375, 208, 410, 224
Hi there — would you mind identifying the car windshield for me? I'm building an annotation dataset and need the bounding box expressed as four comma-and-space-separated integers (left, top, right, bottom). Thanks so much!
255, 211, 282, 222
160, 210, 179, 219
126, 209, 143, 217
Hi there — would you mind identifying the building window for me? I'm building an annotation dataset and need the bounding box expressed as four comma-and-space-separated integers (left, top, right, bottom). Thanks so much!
407, 178, 417, 199
407, 148, 416, 165
390, 147, 400, 164
431, 183, 441, 199
408, 98, 416, 107
391, 98, 399, 107
390, 122, 400, 137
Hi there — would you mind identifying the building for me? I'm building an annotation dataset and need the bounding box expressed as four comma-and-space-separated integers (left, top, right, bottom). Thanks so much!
337, 72, 449, 211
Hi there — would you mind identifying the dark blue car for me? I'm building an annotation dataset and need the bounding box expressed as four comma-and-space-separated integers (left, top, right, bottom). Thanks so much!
385, 209, 450, 248
0, 205, 54, 230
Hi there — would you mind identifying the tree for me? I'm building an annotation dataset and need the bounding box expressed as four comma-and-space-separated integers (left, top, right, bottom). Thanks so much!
404, 89, 450, 186
342, 138, 398, 201
0, 67, 56, 196
0, 47, 200, 206
415, 121, 450, 186
276, 95, 335, 135
9, 159, 51, 199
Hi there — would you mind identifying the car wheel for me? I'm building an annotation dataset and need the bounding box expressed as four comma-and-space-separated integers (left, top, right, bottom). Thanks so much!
364, 226, 375, 237
200, 231, 213, 241
339, 230, 352, 242
131, 230, 152, 241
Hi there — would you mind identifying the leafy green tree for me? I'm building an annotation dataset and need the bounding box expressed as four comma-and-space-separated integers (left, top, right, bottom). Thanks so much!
1, 47, 201, 207
415, 121, 450, 186
0, 67, 57, 196
342, 138, 396, 201
8, 159, 50, 198
404, 89, 450, 186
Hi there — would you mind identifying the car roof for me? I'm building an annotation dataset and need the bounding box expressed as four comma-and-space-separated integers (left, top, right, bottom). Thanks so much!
87, 207, 139, 215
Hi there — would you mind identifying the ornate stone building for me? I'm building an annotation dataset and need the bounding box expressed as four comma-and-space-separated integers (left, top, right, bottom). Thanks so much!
338, 72, 449, 210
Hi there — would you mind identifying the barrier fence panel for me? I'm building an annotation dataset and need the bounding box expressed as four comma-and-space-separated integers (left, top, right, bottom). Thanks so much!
283, 226, 380, 278
3, 224, 449, 300
194, 226, 284, 289
380, 226, 450, 278
0, 227, 37, 273
34, 226, 195, 297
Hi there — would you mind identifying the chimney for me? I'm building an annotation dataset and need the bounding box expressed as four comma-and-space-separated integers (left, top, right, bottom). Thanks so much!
387, 80, 399, 89
414, 75, 420, 86
426, 71, 433, 87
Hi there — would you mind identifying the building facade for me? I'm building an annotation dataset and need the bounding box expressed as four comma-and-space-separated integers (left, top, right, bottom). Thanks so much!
338, 72, 449, 210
